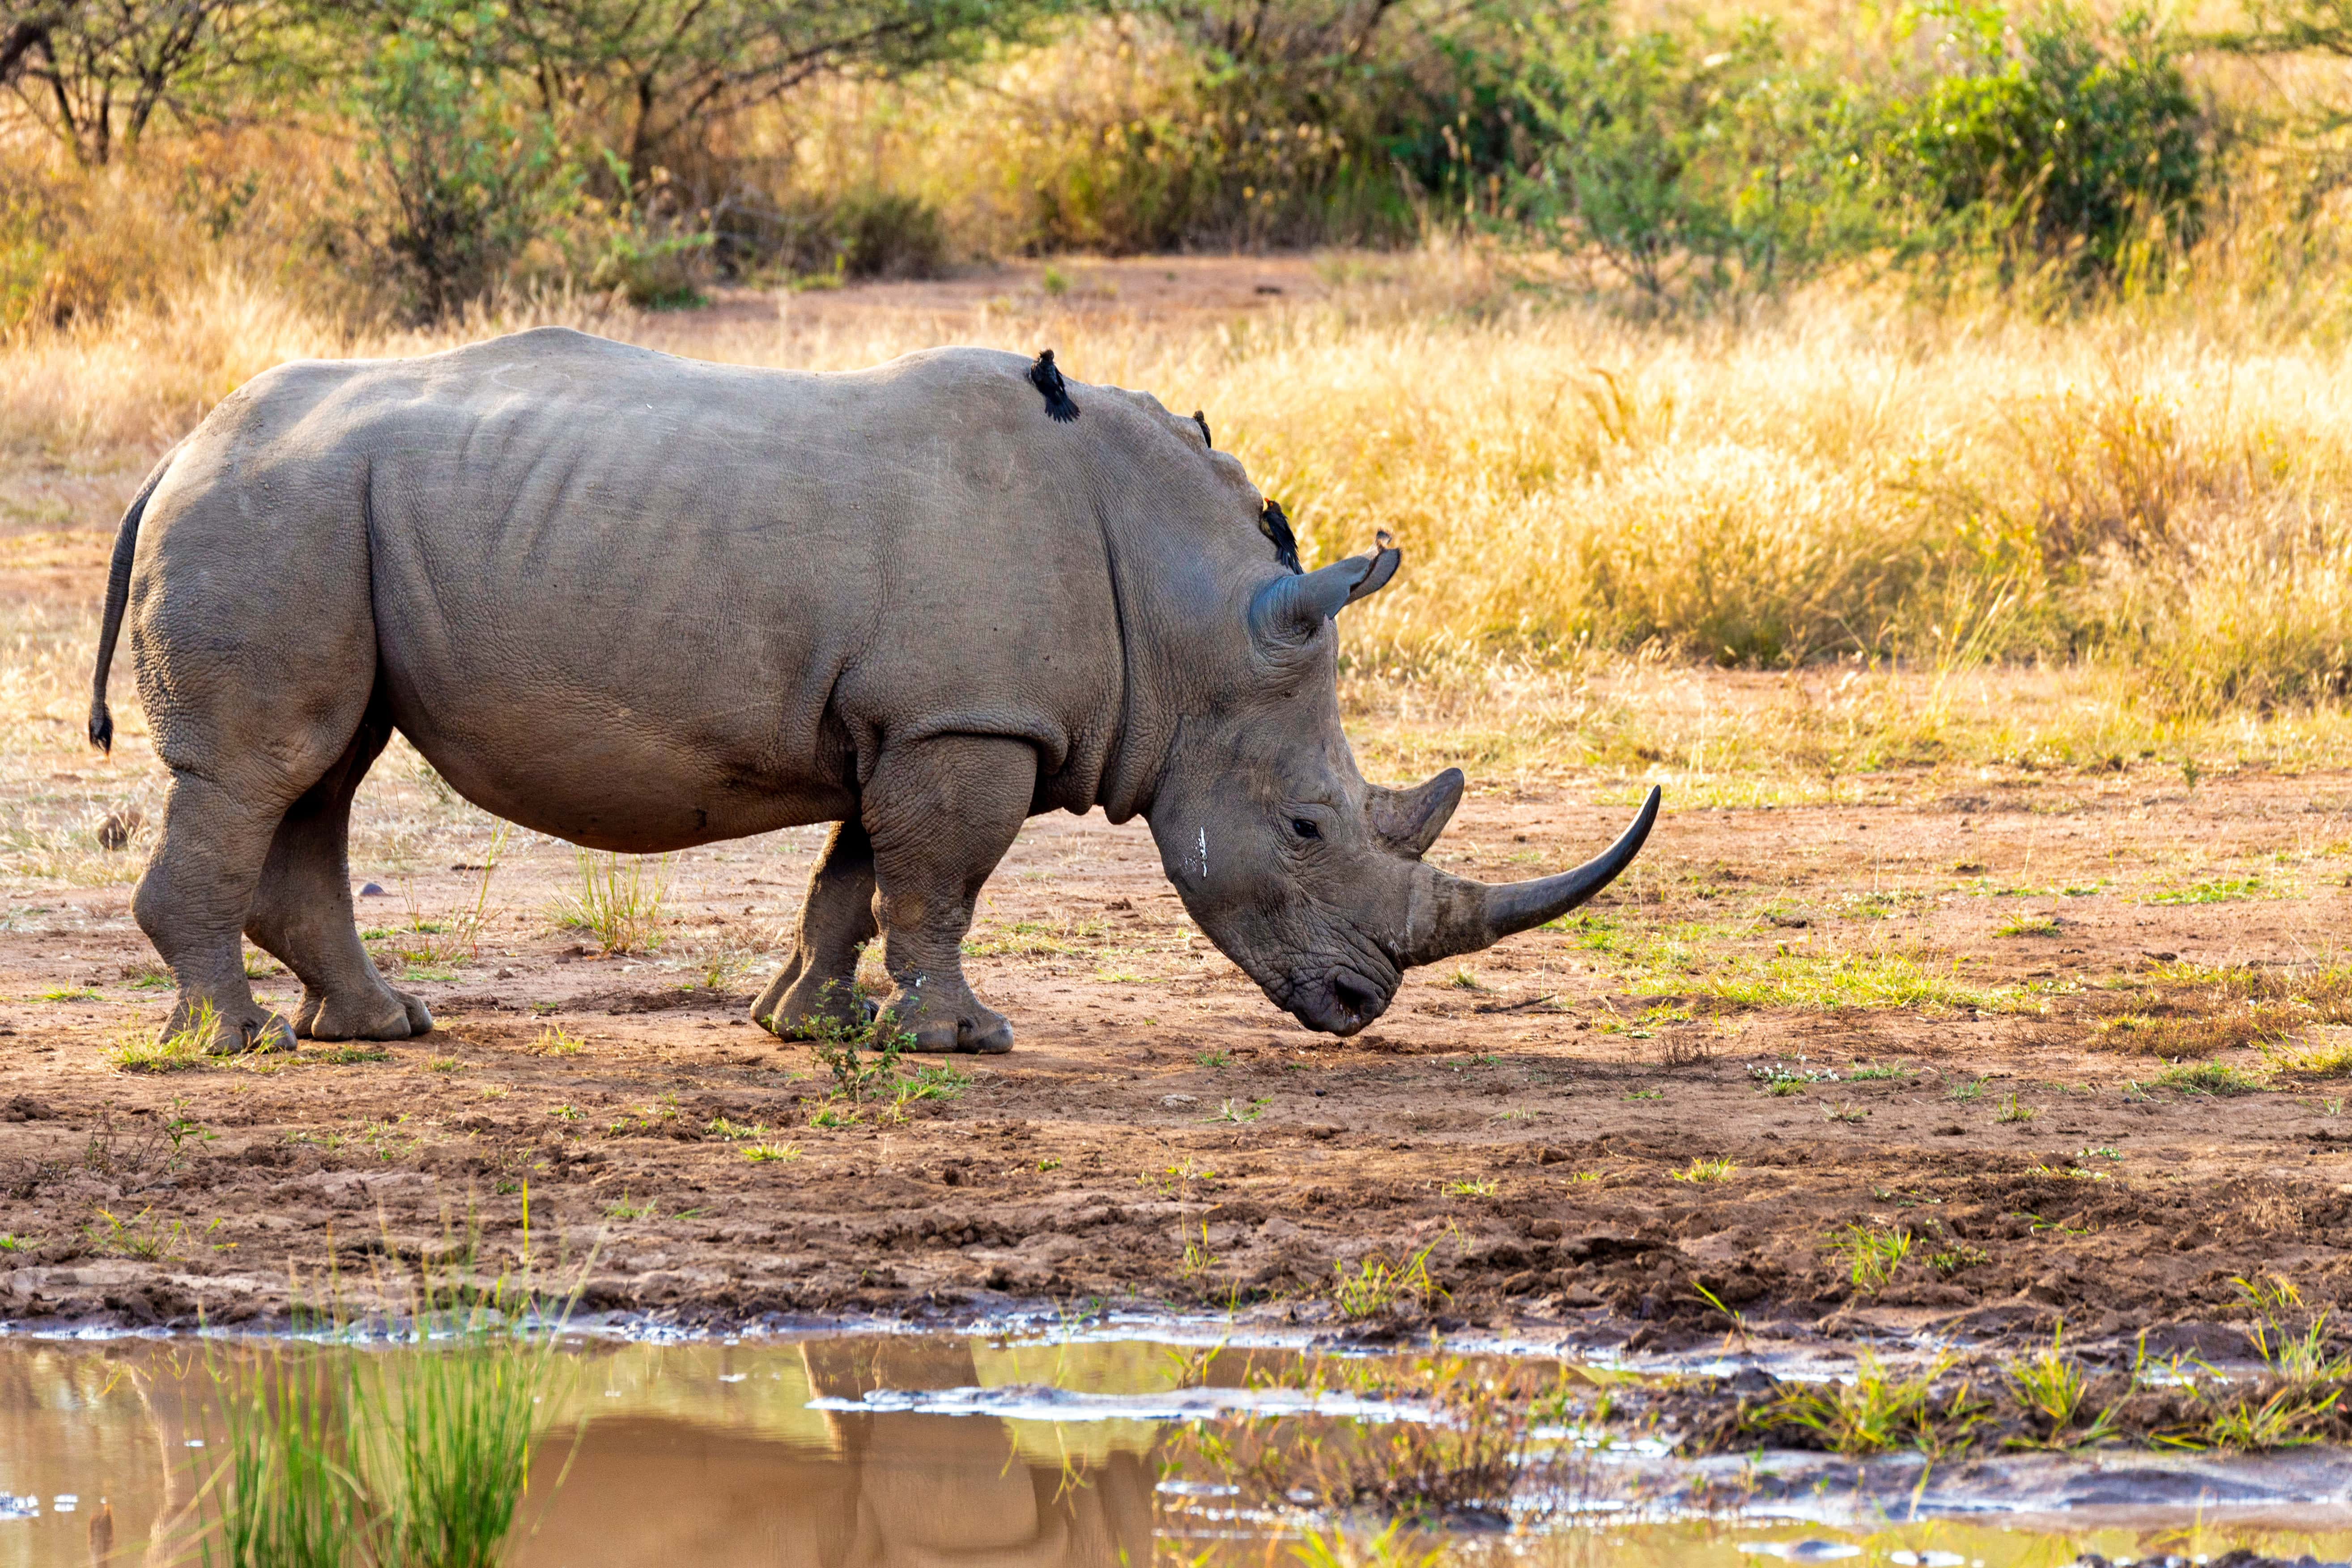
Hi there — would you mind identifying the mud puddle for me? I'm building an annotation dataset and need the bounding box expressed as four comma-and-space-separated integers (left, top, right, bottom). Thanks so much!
5, 1328, 2352, 1565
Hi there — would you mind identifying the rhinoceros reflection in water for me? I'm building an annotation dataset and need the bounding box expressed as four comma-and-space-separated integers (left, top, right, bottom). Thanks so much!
509, 1339, 1157, 1568
0, 1335, 1159, 1566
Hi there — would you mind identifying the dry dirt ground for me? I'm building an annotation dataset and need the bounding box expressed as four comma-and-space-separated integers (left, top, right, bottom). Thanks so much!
5, 259, 2352, 1356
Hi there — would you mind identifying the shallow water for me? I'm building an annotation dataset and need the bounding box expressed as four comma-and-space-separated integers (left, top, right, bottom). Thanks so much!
4, 1330, 2352, 1567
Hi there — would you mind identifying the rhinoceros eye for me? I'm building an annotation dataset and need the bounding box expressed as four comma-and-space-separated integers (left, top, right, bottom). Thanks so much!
1292, 818, 1320, 840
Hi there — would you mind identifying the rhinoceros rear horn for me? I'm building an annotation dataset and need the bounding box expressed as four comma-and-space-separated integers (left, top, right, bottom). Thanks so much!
1249, 536, 1402, 649
1399, 787, 1662, 966
1367, 767, 1464, 859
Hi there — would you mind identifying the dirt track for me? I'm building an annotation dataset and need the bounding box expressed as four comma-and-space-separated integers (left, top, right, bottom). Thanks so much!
4, 724, 2351, 1351
4, 262, 2352, 1352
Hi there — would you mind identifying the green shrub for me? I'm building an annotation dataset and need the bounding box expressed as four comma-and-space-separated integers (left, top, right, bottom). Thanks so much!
1885, 2, 2206, 283
1511, 8, 1876, 307
354, 1, 581, 319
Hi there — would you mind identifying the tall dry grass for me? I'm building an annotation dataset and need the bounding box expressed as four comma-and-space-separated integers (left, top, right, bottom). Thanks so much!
10, 230, 2352, 788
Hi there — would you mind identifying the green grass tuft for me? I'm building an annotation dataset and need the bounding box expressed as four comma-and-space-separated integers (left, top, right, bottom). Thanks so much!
2155, 1060, 2269, 1096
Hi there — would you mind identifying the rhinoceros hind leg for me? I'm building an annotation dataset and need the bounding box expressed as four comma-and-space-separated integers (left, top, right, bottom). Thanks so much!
247, 705, 430, 1042
136, 774, 304, 1055
863, 735, 1034, 1055
753, 819, 878, 1038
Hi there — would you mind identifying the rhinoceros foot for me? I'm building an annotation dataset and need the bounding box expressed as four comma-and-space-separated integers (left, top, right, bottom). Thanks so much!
753, 967, 872, 1041
296, 983, 431, 1042
177, 999, 296, 1056
878, 986, 1014, 1055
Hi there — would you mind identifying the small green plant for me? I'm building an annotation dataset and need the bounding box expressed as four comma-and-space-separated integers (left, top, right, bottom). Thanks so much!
1691, 1280, 1751, 1342
603, 1193, 656, 1220
426, 1056, 463, 1073
2004, 1323, 2117, 1449
890, 1062, 969, 1119
2151, 875, 2263, 905
809, 1105, 859, 1130
1441, 1177, 1499, 1197
1848, 1061, 1910, 1081
1830, 1223, 1912, 1292
1750, 1058, 1838, 1096
2233, 1274, 2347, 1382
37, 985, 100, 1002
1823, 1101, 1868, 1123
1672, 1156, 1735, 1183
85, 1206, 195, 1261
1995, 913, 2062, 938
1995, 1092, 2037, 1123
0, 1234, 25, 1252
548, 1104, 584, 1123
1196, 1050, 1229, 1068
112, 1001, 226, 1072
695, 943, 758, 990
2195, 1384, 2342, 1451
1036, 1156, 1061, 1172
550, 850, 671, 953
807, 1011, 918, 1105
1931, 1244, 1989, 1276
744, 1143, 801, 1163
1446, 968, 1482, 990
1181, 1221, 1218, 1277
529, 1025, 586, 1057
706, 1117, 766, 1141
2270, 1038, 2352, 1078
1332, 1243, 1445, 1319
1755, 1351, 1966, 1455
1208, 1096, 1270, 1123
1948, 1077, 1986, 1101
1624, 1088, 1663, 1101
2157, 1060, 2269, 1096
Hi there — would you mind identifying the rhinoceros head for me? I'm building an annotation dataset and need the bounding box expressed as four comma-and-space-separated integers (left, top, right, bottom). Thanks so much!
1146, 539, 1659, 1037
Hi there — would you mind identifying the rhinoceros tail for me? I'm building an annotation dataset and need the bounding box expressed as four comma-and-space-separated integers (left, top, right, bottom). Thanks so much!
1029, 348, 1080, 423
89, 447, 177, 754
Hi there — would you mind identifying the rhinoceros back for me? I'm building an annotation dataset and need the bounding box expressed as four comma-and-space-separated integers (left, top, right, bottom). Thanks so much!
245, 330, 1133, 850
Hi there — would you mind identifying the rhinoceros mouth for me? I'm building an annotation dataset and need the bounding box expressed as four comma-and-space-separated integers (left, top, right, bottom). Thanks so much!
1290, 966, 1389, 1036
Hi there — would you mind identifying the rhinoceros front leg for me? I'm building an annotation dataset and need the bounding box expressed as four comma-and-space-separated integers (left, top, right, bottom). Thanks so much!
862, 734, 1037, 1055
753, 819, 879, 1038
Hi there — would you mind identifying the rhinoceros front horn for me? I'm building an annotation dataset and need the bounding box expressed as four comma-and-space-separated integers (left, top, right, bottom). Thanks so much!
1397, 786, 1662, 966
1367, 767, 1464, 858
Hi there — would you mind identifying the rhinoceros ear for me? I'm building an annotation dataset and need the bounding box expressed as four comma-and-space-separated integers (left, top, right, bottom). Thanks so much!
1249, 535, 1402, 649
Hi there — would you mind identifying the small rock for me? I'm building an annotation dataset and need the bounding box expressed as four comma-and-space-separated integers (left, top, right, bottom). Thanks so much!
95, 809, 143, 850
358, 883, 388, 897
1159, 1094, 1196, 1108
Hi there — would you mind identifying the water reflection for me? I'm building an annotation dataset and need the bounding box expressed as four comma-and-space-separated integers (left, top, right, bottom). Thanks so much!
0, 1334, 2349, 1568
511, 1338, 1155, 1568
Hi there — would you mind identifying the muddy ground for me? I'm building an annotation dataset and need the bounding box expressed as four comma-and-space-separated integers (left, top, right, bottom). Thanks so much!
4, 259, 2352, 1355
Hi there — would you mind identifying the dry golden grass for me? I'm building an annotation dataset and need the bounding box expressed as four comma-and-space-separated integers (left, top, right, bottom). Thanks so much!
12, 235, 2352, 805
2091, 964, 2352, 1058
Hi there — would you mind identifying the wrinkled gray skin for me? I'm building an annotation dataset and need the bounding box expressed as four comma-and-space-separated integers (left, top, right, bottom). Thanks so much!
89, 328, 1658, 1055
